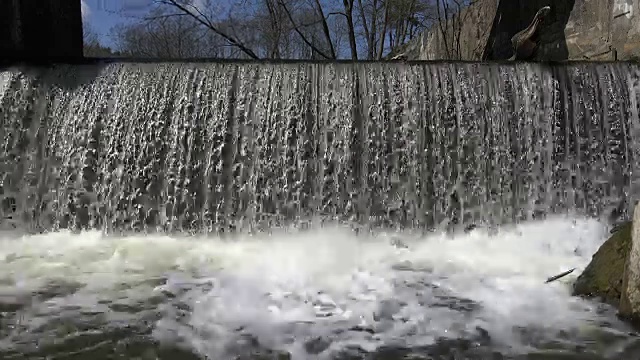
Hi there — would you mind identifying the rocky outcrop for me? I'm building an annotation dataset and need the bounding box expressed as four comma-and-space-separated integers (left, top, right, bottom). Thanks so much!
0, 0, 83, 62
573, 201, 640, 327
392, 0, 640, 61
564, 0, 640, 60
508, 6, 551, 60
482, 0, 575, 61
619, 204, 640, 322
388, 0, 498, 61
572, 221, 631, 306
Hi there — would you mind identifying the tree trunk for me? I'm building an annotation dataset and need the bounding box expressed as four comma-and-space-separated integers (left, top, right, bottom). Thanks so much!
343, 0, 358, 60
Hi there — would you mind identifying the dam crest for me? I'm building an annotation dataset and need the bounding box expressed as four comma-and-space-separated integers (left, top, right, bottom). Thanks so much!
1, 62, 639, 234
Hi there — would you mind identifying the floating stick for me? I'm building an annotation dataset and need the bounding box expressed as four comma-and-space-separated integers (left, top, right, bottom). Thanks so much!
545, 268, 576, 284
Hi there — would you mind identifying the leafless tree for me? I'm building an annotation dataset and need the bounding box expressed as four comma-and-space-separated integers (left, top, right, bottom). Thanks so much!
106, 0, 475, 60
353, 0, 435, 60
261, 0, 287, 58
150, 0, 262, 58
434, 0, 477, 59
386, 0, 435, 50
275, 0, 337, 59
84, 24, 120, 57
112, 7, 213, 58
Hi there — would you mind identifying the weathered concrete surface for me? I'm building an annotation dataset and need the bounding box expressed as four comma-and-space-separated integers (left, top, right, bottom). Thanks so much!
619, 203, 640, 321
0, 0, 83, 62
564, 0, 640, 60
393, 0, 640, 61
572, 221, 631, 306
389, 0, 498, 61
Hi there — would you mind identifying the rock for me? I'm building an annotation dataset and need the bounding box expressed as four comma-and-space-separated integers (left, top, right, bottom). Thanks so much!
572, 202, 640, 328
620, 204, 640, 322
508, 6, 551, 60
572, 221, 632, 306
392, 0, 640, 61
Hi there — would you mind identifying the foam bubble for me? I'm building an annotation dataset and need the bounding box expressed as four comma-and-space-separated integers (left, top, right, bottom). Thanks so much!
0, 217, 635, 359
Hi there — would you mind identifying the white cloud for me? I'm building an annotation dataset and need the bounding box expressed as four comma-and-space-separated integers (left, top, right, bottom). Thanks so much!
81, 0, 91, 22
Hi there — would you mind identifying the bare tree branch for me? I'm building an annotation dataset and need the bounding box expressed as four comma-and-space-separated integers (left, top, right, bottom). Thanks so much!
107, 0, 449, 60
342, 0, 359, 60
277, 0, 334, 59
378, 0, 390, 59
357, 0, 372, 58
143, 13, 190, 21
312, 0, 337, 58
156, 0, 261, 59
327, 11, 348, 17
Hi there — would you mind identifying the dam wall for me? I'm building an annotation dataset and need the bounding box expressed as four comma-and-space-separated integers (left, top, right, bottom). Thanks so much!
0, 62, 639, 233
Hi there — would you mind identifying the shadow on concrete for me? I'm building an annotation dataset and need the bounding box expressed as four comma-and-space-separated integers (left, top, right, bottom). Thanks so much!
0, 63, 109, 91
482, 0, 576, 61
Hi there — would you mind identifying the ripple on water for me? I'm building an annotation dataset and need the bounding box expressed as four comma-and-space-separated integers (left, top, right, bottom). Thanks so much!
0, 217, 639, 359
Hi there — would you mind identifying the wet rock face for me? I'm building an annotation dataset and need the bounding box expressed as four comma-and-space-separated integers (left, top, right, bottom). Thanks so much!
572, 202, 640, 329
620, 204, 640, 322
482, 0, 575, 61
572, 221, 631, 307
509, 6, 552, 60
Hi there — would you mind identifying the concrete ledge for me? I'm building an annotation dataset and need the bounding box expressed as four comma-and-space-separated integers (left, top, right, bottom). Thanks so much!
1, 58, 639, 67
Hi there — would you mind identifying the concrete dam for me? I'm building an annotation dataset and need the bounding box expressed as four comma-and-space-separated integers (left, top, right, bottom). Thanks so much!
1, 61, 639, 235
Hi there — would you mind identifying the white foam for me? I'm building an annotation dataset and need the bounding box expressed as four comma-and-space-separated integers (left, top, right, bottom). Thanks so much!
0, 217, 632, 358
0, 71, 15, 107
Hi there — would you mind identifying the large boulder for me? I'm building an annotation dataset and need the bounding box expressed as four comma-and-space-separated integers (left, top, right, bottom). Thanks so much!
620, 204, 640, 322
572, 221, 631, 306
573, 201, 640, 327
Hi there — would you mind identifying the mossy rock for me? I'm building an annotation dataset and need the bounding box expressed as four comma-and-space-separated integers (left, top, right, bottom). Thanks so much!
572, 221, 632, 306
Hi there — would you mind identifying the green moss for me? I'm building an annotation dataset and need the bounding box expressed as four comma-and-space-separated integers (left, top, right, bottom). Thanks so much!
572, 221, 632, 306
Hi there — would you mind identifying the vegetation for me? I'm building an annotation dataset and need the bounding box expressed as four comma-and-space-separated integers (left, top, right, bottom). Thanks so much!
572, 221, 632, 306
83, 25, 122, 57
83, 0, 475, 60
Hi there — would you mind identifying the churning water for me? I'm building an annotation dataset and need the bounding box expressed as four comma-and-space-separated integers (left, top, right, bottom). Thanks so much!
0, 218, 638, 359
1, 61, 640, 359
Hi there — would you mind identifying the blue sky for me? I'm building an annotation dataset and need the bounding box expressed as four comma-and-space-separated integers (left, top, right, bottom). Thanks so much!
81, 0, 335, 49
82, 0, 188, 47
81, 0, 144, 47
80, 0, 420, 55
81, 0, 242, 48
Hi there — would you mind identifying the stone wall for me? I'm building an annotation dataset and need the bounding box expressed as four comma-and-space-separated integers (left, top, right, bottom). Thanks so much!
390, 0, 499, 61
0, 0, 83, 62
394, 0, 640, 61
390, 0, 498, 61
559, 0, 640, 60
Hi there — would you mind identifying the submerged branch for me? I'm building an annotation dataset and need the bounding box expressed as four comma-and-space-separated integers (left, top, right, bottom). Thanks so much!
545, 268, 576, 284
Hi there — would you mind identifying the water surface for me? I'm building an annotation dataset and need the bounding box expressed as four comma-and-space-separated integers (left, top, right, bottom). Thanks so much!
1, 217, 637, 359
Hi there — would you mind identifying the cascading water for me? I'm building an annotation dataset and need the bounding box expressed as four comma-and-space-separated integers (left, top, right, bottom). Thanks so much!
1, 62, 639, 233
1, 61, 640, 360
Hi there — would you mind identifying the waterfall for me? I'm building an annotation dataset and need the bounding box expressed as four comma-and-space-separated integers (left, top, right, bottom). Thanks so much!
1, 62, 639, 234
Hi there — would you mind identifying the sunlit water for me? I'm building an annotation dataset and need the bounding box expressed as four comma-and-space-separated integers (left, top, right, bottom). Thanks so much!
1, 217, 638, 359
2, 62, 640, 359
1, 63, 640, 233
